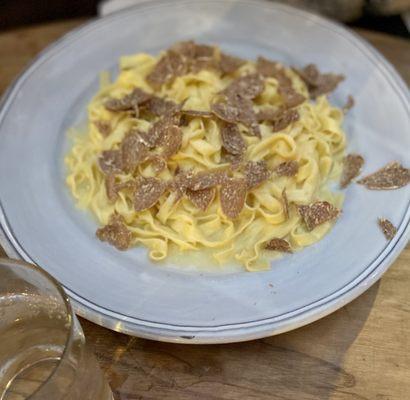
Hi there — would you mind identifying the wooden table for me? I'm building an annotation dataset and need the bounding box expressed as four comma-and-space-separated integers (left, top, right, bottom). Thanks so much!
1, 19, 409, 400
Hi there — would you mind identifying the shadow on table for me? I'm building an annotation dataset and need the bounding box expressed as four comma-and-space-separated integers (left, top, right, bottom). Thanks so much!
83, 281, 380, 400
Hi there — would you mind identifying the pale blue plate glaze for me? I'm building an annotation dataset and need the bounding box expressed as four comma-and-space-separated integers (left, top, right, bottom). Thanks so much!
0, 0, 409, 343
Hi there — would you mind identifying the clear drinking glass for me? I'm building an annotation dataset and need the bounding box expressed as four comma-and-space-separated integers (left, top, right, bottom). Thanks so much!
0, 258, 113, 400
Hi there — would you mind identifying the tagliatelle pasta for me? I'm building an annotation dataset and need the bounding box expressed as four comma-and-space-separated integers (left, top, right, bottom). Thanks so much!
65, 42, 346, 271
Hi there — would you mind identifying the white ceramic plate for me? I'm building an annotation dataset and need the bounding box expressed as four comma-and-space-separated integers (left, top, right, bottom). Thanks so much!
0, 0, 409, 343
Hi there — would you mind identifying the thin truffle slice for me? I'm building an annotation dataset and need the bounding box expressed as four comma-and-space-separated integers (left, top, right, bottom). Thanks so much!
191, 43, 215, 58
275, 160, 299, 177
282, 188, 290, 220
121, 133, 149, 173
146, 50, 187, 88
220, 149, 244, 168
105, 174, 118, 202
181, 109, 213, 118
279, 86, 306, 108
296, 64, 345, 99
142, 96, 180, 116
170, 41, 198, 58
143, 113, 181, 148
211, 102, 241, 123
256, 57, 281, 78
96, 214, 132, 251
116, 180, 137, 192
265, 238, 292, 253
186, 187, 216, 211
298, 201, 340, 231
130, 87, 152, 103
94, 120, 111, 137
256, 108, 279, 122
220, 178, 247, 219
104, 96, 132, 112
256, 57, 305, 108
378, 218, 397, 241
145, 155, 167, 173
133, 177, 167, 212
147, 41, 217, 87
257, 107, 299, 132
343, 95, 355, 113
220, 122, 246, 156
190, 55, 216, 73
244, 160, 271, 189
271, 109, 299, 132
171, 41, 216, 73
256, 57, 290, 85
234, 96, 261, 137
272, 68, 293, 88
104, 88, 151, 114
171, 168, 195, 197
159, 125, 183, 158
222, 73, 264, 100
357, 162, 410, 190
188, 170, 228, 191
212, 97, 260, 138
171, 41, 215, 59
219, 53, 246, 74
105, 177, 136, 202
98, 150, 123, 175
340, 154, 364, 188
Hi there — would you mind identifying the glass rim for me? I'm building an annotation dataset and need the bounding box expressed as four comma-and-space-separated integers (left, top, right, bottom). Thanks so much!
0, 257, 76, 399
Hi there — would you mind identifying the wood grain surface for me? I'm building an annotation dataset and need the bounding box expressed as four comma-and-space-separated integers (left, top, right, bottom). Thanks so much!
0, 19, 409, 400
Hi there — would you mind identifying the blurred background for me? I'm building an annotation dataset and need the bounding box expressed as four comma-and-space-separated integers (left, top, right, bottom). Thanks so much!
0, 0, 409, 38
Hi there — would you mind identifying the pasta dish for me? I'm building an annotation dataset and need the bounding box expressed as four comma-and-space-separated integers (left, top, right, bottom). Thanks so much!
65, 41, 347, 271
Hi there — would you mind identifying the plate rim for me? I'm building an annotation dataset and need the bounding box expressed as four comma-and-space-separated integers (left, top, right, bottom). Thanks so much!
0, 0, 409, 343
